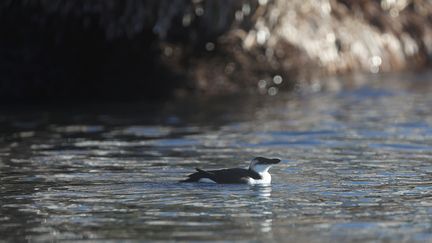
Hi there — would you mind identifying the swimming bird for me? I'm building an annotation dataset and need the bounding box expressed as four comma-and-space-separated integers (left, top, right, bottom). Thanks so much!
180, 157, 281, 184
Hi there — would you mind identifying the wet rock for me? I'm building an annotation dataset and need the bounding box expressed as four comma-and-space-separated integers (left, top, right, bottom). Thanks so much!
0, 0, 431, 101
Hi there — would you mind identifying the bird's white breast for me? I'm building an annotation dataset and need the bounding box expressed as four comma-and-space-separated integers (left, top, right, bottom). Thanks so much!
247, 172, 271, 185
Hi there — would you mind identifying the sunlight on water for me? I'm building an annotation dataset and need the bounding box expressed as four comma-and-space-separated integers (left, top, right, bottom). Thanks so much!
1, 73, 432, 241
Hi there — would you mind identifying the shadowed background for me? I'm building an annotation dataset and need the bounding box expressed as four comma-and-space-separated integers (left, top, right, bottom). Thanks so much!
1, 0, 431, 102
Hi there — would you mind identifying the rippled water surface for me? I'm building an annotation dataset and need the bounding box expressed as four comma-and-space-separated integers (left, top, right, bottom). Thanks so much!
1, 74, 432, 242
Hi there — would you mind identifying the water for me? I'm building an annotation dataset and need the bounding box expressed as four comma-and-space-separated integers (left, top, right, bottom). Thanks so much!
1, 73, 432, 242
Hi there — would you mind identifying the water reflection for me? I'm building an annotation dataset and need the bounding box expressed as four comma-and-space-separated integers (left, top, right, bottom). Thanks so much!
1, 74, 432, 241
252, 185, 273, 233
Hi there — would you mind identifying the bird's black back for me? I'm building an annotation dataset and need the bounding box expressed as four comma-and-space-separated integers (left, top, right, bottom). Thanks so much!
180, 167, 262, 184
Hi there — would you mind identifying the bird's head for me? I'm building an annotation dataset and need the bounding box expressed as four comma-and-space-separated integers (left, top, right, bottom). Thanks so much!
249, 157, 281, 173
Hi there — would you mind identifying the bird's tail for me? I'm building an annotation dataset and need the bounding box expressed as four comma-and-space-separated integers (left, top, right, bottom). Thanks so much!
179, 168, 213, 183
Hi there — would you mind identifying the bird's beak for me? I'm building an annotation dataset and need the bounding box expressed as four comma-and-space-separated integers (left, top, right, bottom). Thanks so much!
260, 158, 281, 165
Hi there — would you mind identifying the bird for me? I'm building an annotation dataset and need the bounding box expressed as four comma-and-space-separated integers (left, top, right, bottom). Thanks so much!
180, 157, 281, 185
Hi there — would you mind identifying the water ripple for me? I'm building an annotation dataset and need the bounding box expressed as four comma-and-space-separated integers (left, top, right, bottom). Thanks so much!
1, 76, 432, 241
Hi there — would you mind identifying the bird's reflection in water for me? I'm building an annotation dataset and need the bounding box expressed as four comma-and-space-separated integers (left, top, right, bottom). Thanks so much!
252, 184, 272, 199
251, 185, 273, 233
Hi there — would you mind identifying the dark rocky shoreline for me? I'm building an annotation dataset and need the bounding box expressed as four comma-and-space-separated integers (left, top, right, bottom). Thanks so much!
1, 0, 431, 102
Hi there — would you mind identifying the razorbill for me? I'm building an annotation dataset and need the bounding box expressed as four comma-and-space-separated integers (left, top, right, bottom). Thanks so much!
180, 157, 281, 184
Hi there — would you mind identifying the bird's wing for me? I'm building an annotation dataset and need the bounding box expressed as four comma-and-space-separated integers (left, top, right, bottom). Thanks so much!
195, 168, 214, 176
180, 167, 262, 183
208, 168, 262, 183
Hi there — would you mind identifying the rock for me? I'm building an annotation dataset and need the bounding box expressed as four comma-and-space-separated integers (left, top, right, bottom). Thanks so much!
0, 0, 431, 102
